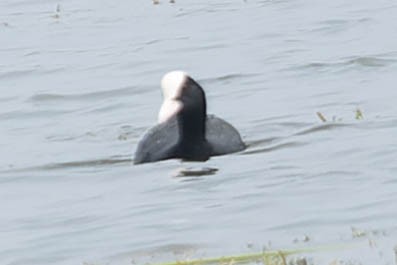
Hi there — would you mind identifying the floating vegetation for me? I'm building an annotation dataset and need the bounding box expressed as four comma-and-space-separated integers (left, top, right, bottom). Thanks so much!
149, 243, 361, 265
316, 108, 364, 123
52, 4, 61, 19
79, 240, 396, 265
316, 112, 327, 123
355, 108, 363, 120
151, 249, 298, 265
351, 226, 388, 240
351, 227, 366, 238
292, 235, 310, 244
152, 0, 176, 5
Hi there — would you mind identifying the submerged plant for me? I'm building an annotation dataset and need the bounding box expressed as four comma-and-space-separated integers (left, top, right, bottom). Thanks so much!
149, 241, 366, 265
316, 112, 327, 122
316, 108, 364, 123
150, 247, 317, 265
355, 108, 363, 120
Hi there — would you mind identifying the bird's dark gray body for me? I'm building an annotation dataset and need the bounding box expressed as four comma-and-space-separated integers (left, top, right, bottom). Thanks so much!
134, 115, 245, 164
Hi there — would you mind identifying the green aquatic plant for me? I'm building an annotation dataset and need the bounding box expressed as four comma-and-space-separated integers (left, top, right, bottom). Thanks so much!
316, 112, 327, 122
355, 108, 363, 120
316, 108, 364, 123
351, 227, 367, 238
151, 249, 295, 265
147, 240, 369, 265
148, 244, 357, 265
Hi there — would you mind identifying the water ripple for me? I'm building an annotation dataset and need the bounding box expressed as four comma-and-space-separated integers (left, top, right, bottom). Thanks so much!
288, 55, 397, 73
243, 141, 307, 155
0, 156, 132, 176
27, 85, 145, 103
294, 123, 351, 136
200, 72, 261, 84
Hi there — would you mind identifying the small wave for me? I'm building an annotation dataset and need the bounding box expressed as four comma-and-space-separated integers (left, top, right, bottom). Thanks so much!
175, 7, 214, 18
1, 156, 132, 174
245, 137, 280, 148
309, 17, 373, 34
243, 141, 307, 155
27, 85, 144, 103
242, 121, 353, 156
0, 109, 71, 120
166, 43, 227, 53
200, 72, 261, 85
45, 130, 104, 142
42, 157, 132, 170
346, 56, 396, 67
118, 125, 145, 141
289, 55, 397, 73
45, 125, 144, 143
107, 243, 202, 265
0, 96, 17, 103
0, 69, 35, 79
23, 51, 40, 56
294, 123, 351, 136
249, 114, 309, 125
134, 36, 190, 51
28, 94, 66, 101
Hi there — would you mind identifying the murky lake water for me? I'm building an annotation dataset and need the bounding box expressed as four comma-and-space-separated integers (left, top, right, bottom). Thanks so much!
1, 0, 397, 264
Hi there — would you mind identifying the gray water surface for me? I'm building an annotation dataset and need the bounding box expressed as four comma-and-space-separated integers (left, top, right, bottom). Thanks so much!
1, 0, 397, 264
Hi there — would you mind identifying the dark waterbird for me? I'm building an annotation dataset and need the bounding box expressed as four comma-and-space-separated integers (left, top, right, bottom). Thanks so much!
134, 71, 245, 164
